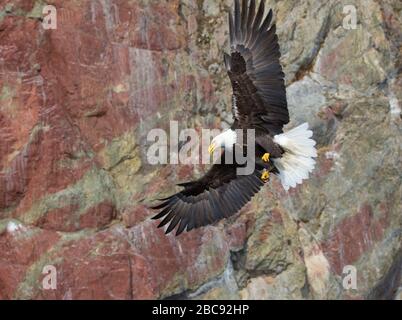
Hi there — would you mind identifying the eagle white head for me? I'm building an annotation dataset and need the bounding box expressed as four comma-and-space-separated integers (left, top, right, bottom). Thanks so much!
208, 129, 237, 154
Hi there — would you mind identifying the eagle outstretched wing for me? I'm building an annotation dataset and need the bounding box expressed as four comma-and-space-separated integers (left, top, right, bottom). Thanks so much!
152, 150, 267, 236
226, 0, 289, 135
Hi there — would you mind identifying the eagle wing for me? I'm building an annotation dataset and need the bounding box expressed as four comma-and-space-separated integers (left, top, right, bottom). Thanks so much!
225, 0, 289, 135
152, 150, 266, 236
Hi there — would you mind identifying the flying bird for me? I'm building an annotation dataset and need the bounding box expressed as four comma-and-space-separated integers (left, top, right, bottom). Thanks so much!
152, 0, 317, 236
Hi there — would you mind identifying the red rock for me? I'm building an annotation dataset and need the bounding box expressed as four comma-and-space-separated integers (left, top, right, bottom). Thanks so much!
0, 225, 60, 299
321, 202, 391, 274
0, 0, 193, 218
22, 224, 229, 300
35, 229, 147, 300
314, 152, 335, 178
33, 201, 116, 232
225, 222, 247, 251
270, 207, 284, 224
0, 0, 213, 299
121, 204, 151, 228
127, 2, 187, 51
36, 203, 81, 232
79, 201, 117, 229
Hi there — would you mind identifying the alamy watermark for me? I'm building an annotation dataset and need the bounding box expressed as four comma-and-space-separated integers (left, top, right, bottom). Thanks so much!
42, 5, 57, 30
42, 265, 57, 290
40, 5, 358, 31
146, 121, 256, 175
342, 265, 357, 290
343, 5, 357, 30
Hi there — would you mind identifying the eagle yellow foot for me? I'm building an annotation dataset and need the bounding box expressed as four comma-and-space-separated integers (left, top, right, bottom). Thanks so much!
262, 153, 270, 163
261, 170, 270, 182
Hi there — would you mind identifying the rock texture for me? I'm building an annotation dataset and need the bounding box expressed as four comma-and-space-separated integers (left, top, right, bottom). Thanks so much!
0, 0, 401, 300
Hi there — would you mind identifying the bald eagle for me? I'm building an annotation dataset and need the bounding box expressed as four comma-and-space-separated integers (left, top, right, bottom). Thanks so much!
152, 0, 317, 236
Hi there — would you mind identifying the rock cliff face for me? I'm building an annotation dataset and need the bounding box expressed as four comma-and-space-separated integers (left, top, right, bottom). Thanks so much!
0, 0, 401, 300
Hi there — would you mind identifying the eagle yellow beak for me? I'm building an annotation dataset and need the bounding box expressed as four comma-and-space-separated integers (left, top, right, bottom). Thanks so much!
208, 143, 216, 155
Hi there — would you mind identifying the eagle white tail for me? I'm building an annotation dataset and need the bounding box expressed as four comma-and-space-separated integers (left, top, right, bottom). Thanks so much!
273, 123, 317, 191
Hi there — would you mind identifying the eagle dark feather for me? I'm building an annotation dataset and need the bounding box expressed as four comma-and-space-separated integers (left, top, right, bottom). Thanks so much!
227, 0, 289, 135
152, 148, 270, 236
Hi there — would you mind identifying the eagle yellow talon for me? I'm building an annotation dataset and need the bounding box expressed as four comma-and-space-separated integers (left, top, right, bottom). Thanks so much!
261, 170, 270, 182
262, 153, 270, 163
208, 143, 216, 155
